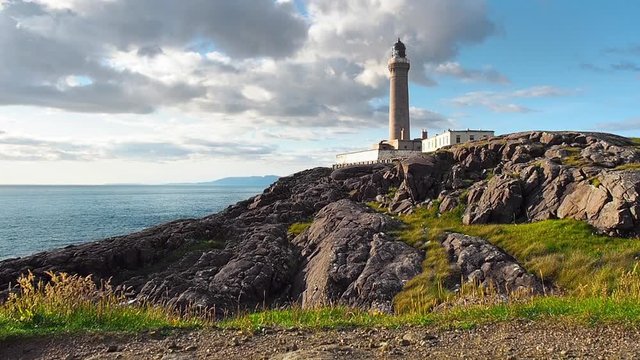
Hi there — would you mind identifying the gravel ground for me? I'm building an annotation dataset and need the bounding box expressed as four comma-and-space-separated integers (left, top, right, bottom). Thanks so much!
2, 321, 640, 359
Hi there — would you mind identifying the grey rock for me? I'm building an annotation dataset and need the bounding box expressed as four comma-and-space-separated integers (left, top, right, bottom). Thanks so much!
463, 175, 524, 225
291, 200, 423, 312
442, 233, 543, 294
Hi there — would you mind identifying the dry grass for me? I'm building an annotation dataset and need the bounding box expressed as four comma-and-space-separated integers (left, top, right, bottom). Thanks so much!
0, 271, 204, 340
287, 221, 312, 236
615, 163, 640, 171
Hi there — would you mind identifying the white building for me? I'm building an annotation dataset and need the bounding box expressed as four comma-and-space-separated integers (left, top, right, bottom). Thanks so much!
422, 129, 495, 152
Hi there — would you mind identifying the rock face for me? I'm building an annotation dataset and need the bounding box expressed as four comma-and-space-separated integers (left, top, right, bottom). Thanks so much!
463, 175, 524, 225
442, 233, 543, 294
388, 131, 640, 236
291, 200, 423, 313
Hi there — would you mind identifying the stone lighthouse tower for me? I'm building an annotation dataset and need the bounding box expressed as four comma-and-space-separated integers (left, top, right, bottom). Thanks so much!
388, 38, 411, 144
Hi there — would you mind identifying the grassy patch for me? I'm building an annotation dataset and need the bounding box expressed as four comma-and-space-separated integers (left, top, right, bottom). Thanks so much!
562, 147, 590, 167
288, 221, 312, 236
219, 295, 640, 331
615, 163, 640, 171
391, 204, 640, 296
0, 272, 204, 341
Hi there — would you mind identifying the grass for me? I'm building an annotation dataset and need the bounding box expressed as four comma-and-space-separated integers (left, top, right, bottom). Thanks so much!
219, 295, 640, 331
287, 221, 312, 236
0, 271, 204, 341
561, 147, 590, 167
389, 204, 640, 298
7, 199, 640, 340
615, 163, 640, 171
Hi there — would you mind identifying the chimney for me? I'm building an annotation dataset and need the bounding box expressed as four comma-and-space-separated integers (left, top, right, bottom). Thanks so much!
421, 129, 428, 140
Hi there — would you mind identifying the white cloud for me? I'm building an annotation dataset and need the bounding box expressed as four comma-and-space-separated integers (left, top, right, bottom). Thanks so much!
450, 86, 573, 113
426, 61, 509, 84
0, 0, 499, 184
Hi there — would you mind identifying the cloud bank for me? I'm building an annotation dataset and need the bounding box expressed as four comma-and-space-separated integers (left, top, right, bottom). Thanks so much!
0, 0, 497, 164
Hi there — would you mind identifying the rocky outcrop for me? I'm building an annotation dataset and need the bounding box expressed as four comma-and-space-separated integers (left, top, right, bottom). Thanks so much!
442, 233, 543, 294
0, 166, 407, 315
2, 130, 640, 316
463, 175, 524, 225
291, 200, 423, 312
386, 131, 640, 236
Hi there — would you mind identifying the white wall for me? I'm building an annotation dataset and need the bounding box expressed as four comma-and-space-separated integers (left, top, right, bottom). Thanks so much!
422, 130, 494, 152
335, 149, 422, 166
335, 149, 380, 165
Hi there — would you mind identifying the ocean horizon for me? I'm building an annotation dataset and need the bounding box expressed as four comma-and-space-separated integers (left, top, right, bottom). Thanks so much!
0, 184, 264, 261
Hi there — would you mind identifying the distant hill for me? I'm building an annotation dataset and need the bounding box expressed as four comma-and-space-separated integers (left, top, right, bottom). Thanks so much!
205, 175, 279, 187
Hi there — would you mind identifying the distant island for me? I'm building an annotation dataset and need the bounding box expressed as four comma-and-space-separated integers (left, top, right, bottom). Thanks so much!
203, 175, 279, 187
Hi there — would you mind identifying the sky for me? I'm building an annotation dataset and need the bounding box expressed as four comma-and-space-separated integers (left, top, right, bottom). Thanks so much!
0, 0, 638, 184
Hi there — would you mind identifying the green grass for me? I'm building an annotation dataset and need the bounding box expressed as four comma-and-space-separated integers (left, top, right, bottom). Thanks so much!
0, 272, 204, 341
391, 204, 640, 298
7, 199, 640, 340
219, 296, 640, 331
288, 221, 312, 236
629, 138, 640, 147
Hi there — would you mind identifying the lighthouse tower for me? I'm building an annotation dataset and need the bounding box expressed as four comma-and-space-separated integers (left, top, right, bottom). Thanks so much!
388, 39, 411, 145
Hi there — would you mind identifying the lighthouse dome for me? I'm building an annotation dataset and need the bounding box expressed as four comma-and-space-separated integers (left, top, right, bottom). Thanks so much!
392, 38, 406, 58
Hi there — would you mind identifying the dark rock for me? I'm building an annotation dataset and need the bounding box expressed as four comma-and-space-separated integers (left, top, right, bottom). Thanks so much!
439, 195, 459, 213
463, 175, 524, 225
442, 233, 543, 294
291, 200, 423, 313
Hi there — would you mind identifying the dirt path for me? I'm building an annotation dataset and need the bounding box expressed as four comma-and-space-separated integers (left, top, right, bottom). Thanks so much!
2, 321, 640, 359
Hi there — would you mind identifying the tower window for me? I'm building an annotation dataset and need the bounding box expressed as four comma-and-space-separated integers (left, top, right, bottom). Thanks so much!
470, 135, 475, 141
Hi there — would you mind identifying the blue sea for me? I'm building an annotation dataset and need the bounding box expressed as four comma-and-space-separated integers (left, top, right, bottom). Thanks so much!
0, 185, 264, 261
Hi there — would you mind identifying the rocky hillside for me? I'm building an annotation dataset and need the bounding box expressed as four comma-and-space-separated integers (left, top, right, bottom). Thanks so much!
1, 131, 639, 316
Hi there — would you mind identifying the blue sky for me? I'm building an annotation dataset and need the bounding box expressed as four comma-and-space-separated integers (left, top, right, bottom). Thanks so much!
421, 0, 640, 135
0, 0, 638, 184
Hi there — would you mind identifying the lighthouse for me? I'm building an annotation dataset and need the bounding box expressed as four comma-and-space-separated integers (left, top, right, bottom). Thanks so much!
388, 38, 411, 143
334, 38, 495, 167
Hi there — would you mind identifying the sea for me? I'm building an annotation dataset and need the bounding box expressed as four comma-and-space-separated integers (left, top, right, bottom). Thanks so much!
0, 185, 264, 261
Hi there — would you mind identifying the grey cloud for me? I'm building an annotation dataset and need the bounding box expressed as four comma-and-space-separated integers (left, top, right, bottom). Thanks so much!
11, 0, 308, 59
0, 133, 95, 161
0, 0, 497, 130
0, 9, 207, 113
137, 45, 165, 58
595, 118, 640, 131
306, 0, 495, 85
107, 142, 193, 161
0, 131, 277, 162
0, 0, 306, 113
